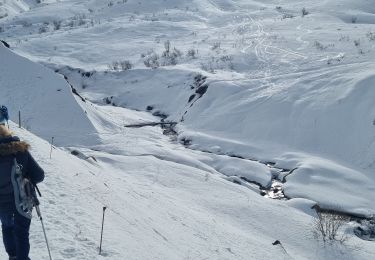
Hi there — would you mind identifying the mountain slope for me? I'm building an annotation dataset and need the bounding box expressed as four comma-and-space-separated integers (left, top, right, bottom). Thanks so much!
0, 0, 375, 259
0, 44, 97, 145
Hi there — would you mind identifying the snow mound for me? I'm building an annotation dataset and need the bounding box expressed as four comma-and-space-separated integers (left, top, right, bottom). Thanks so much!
279, 153, 375, 217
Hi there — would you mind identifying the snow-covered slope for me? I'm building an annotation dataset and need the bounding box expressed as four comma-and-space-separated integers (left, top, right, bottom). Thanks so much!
1, 0, 375, 259
4, 115, 374, 260
0, 0, 38, 19
0, 44, 98, 145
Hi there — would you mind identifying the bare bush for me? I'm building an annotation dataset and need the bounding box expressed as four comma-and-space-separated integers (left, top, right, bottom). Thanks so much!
366, 32, 375, 41
314, 41, 326, 50
301, 8, 309, 17
211, 42, 221, 50
120, 60, 132, 70
38, 25, 49, 34
161, 40, 182, 66
108, 60, 133, 71
339, 35, 350, 42
313, 209, 349, 244
20, 20, 32, 27
201, 54, 234, 73
144, 52, 160, 69
186, 49, 198, 59
313, 41, 334, 50
282, 13, 295, 19
53, 20, 62, 30
143, 41, 182, 68
327, 53, 345, 65
71, 14, 87, 26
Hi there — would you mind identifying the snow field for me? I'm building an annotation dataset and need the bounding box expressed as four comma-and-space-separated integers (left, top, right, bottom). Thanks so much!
1, 0, 375, 259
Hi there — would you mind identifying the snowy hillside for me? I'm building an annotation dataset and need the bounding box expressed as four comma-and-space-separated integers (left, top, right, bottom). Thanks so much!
1, 0, 375, 259
0, 43, 98, 146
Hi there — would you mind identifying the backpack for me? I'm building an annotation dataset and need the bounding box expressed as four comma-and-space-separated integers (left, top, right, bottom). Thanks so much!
10, 158, 39, 219
0, 156, 41, 219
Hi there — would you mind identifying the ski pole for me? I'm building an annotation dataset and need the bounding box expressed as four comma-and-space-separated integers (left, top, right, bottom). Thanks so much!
99, 206, 107, 255
35, 205, 53, 260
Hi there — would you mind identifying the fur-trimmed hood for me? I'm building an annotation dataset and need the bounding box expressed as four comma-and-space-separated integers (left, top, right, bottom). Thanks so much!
0, 137, 30, 156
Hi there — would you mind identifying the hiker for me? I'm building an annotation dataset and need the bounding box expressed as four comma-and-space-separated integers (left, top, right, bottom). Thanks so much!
0, 106, 44, 260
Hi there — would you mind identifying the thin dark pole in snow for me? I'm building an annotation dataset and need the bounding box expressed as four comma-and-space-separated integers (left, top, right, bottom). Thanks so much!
99, 206, 107, 255
49, 137, 54, 159
36, 205, 53, 260
18, 111, 21, 128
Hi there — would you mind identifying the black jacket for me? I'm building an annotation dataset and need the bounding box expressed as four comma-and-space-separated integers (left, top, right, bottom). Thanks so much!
0, 136, 44, 213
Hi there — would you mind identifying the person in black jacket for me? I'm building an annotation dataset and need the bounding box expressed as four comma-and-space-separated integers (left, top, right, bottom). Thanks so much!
0, 108, 44, 260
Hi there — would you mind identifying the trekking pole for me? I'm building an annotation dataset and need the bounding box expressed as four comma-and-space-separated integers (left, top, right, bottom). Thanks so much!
32, 184, 52, 260
99, 206, 107, 255
35, 205, 53, 260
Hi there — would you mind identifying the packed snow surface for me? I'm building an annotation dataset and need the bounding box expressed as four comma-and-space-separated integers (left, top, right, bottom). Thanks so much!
1, 0, 375, 259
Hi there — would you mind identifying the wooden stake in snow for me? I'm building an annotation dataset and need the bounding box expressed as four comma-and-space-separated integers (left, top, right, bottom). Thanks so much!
99, 206, 107, 255
49, 137, 54, 159
18, 111, 21, 128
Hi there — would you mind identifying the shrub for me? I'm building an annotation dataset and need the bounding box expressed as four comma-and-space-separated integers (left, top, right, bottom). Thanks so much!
327, 53, 344, 65
282, 14, 295, 19
20, 20, 32, 27
186, 49, 197, 59
301, 8, 309, 17
53, 20, 62, 30
108, 60, 133, 71
313, 208, 349, 244
366, 32, 375, 41
120, 60, 132, 70
161, 40, 182, 66
39, 25, 49, 34
211, 42, 221, 50
143, 41, 182, 68
144, 53, 160, 69
314, 41, 327, 50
